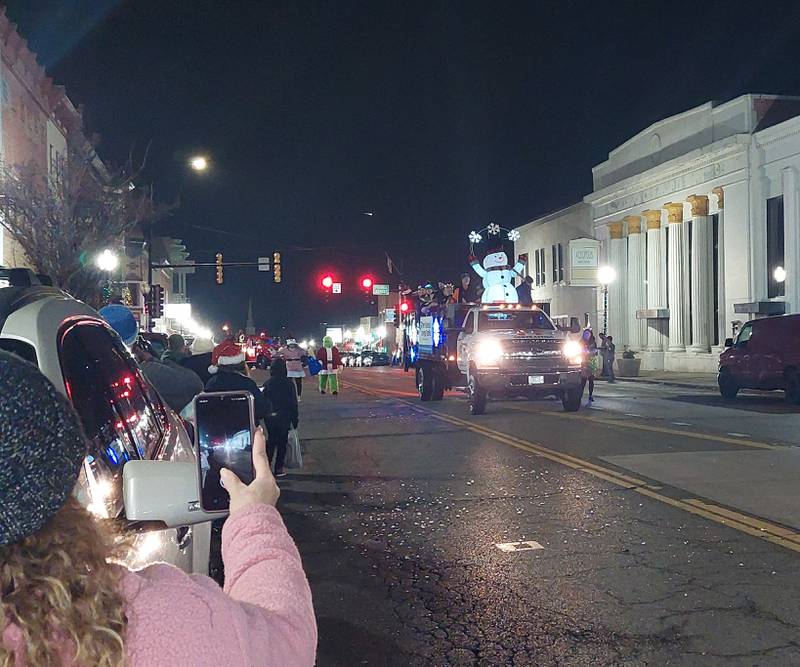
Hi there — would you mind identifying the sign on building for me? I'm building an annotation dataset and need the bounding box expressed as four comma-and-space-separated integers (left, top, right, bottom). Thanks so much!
385, 308, 396, 323
569, 238, 600, 286
372, 283, 390, 296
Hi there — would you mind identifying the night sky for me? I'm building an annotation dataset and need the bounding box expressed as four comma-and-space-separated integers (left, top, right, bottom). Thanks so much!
7, 0, 800, 336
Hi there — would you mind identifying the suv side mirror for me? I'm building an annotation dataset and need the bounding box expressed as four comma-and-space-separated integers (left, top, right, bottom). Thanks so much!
724, 337, 734, 348
123, 461, 223, 527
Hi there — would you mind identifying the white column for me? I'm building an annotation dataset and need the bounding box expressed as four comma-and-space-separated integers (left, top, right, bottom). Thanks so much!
607, 221, 628, 345
712, 187, 726, 346
688, 195, 712, 353
665, 203, 686, 352
781, 169, 800, 314
625, 215, 646, 350
644, 210, 664, 351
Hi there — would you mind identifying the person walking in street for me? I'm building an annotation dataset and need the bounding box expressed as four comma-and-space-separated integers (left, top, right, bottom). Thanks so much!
162, 333, 191, 364
205, 339, 270, 422
278, 337, 308, 399
601, 334, 617, 383
262, 357, 299, 477
516, 275, 534, 306
0, 351, 317, 666
580, 328, 600, 402
316, 335, 342, 394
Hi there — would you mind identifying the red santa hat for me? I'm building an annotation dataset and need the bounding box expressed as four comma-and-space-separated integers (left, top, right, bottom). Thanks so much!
208, 339, 245, 374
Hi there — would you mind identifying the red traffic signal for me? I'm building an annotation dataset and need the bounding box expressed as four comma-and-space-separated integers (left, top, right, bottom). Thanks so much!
321, 275, 334, 289
399, 301, 410, 313
360, 276, 373, 290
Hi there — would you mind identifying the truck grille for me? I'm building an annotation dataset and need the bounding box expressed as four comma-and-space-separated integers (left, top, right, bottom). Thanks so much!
501, 338, 562, 357
500, 338, 564, 371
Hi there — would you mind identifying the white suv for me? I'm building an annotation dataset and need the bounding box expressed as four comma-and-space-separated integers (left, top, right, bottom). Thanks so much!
0, 273, 212, 574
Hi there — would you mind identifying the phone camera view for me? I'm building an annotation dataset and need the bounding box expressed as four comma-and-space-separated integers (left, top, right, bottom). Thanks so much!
196, 393, 254, 512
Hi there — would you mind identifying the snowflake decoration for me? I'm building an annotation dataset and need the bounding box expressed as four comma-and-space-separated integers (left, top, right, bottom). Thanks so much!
487, 223, 501, 236
507, 229, 520, 242
468, 230, 483, 244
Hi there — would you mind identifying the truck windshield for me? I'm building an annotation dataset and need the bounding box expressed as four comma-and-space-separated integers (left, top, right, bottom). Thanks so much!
478, 310, 554, 331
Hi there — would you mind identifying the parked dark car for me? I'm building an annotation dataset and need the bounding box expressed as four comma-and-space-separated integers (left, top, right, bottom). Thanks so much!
718, 314, 800, 404
362, 351, 391, 367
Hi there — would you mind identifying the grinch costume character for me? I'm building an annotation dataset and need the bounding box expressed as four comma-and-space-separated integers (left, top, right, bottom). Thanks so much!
316, 335, 342, 394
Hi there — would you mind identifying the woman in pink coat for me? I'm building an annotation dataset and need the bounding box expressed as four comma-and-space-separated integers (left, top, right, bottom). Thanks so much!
0, 350, 316, 666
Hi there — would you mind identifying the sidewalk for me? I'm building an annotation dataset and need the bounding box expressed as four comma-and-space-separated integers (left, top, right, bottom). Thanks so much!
612, 370, 718, 390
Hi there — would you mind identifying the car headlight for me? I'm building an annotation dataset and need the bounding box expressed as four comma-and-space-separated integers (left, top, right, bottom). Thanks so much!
562, 340, 583, 364
476, 339, 503, 367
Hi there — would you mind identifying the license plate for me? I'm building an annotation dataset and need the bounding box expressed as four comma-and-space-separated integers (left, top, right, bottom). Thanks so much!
528, 375, 544, 385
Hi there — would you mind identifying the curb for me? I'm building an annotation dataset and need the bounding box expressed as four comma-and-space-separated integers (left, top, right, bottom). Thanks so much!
614, 376, 718, 391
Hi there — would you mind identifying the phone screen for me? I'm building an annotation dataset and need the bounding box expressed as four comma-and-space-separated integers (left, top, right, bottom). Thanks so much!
196, 392, 254, 512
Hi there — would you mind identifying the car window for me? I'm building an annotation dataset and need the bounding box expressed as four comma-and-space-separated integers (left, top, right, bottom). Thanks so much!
58, 321, 164, 518
479, 310, 555, 331
736, 323, 753, 345
462, 311, 474, 333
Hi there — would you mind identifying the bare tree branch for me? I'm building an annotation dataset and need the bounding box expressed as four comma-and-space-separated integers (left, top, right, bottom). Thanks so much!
0, 145, 170, 305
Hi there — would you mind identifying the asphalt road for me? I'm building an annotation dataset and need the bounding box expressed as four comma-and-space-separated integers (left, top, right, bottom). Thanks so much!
254, 367, 800, 666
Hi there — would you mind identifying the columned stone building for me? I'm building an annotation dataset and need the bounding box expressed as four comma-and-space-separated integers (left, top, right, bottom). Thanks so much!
586, 94, 800, 372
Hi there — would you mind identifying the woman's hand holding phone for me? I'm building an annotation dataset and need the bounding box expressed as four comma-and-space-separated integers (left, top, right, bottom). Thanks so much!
220, 427, 280, 514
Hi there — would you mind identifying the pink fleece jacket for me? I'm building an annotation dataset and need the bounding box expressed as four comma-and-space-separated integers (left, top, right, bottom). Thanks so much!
2, 504, 317, 666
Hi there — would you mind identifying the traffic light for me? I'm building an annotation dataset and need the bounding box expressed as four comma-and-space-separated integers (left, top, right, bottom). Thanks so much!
321, 274, 334, 292
147, 285, 165, 319
273, 251, 282, 283
215, 253, 223, 284
399, 301, 410, 314
360, 276, 373, 292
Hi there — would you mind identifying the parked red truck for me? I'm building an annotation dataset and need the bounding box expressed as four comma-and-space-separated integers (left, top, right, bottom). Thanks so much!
718, 314, 800, 404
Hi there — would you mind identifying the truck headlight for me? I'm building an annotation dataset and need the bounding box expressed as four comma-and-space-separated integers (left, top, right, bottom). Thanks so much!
476, 339, 503, 367
562, 340, 583, 364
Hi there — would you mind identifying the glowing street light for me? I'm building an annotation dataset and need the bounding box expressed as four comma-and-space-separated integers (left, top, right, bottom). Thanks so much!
95, 249, 119, 273
597, 265, 617, 286
774, 266, 787, 283
597, 265, 617, 336
189, 155, 209, 172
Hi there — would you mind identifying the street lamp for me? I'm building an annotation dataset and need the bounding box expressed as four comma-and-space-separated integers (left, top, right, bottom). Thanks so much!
95, 249, 119, 273
774, 266, 787, 283
189, 155, 209, 172
597, 265, 617, 336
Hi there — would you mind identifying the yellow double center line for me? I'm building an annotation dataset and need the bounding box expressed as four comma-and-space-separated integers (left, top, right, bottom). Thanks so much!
345, 380, 800, 554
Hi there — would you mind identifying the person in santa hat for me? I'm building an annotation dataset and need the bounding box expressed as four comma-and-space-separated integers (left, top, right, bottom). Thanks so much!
204, 339, 270, 422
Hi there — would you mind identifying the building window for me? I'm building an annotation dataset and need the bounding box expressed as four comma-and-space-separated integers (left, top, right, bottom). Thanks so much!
533, 248, 547, 286
766, 196, 785, 298
551, 244, 565, 283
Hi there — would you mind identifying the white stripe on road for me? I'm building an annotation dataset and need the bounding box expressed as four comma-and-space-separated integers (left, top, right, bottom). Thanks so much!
495, 541, 544, 552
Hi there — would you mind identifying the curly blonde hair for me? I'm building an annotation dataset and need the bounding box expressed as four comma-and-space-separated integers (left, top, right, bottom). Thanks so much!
0, 498, 127, 666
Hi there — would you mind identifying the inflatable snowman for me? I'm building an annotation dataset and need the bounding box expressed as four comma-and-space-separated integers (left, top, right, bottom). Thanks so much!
470, 250, 526, 303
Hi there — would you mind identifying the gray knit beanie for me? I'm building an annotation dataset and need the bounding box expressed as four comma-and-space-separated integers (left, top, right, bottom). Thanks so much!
0, 351, 88, 545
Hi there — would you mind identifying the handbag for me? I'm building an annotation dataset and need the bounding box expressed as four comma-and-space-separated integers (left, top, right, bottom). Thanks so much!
285, 427, 303, 469
307, 356, 322, 376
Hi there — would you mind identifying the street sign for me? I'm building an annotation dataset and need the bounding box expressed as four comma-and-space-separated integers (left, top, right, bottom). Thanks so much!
372, 283, 390, 296
332, 282, 342, 294
385, 308, 396, 323
258, 257, 270, 271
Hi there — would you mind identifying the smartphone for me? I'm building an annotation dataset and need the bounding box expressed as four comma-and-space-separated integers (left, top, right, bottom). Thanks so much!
194, 391, 256, 513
